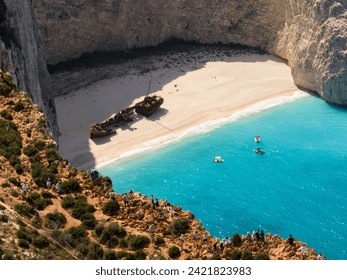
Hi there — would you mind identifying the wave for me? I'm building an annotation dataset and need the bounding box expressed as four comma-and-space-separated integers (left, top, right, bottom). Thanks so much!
97, 90, 310, 169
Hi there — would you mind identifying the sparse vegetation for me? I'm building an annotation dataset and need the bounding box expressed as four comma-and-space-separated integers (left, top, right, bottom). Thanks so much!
44, 211, 67, 229
60, 179, 81, 194
14, 203, 35, 218
168, 218, 190, 235
0, 214, 9, 223
127, 234, 150, 250
168, 246, 181, 259
231, 233, 242, 247
102, 200, 120, 216
0, 109, 13, 120
27, 191, 52, 210
13, 101, 25, 112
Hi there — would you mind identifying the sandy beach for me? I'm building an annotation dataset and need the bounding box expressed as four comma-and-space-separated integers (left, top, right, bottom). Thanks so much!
55, 52, 302, 170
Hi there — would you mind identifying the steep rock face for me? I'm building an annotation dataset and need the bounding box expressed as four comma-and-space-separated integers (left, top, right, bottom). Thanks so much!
278, 0, 347, 104
34, 0, 347, 105
0, 0, 59, 138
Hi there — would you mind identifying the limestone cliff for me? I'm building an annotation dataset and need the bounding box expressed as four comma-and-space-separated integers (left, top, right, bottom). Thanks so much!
0, 0, 58, 138
34, 0, 347, 105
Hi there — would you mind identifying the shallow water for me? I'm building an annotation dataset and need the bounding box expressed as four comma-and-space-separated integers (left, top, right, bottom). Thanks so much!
100, 95, 347, 259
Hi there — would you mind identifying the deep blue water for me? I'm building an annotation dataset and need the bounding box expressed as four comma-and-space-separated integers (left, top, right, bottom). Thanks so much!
100, 95, 347, 259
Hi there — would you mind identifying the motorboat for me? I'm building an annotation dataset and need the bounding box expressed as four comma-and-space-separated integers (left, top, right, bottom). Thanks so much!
253, 148, 265, 155
254, 136, 261, 143
213, 156, 224, 162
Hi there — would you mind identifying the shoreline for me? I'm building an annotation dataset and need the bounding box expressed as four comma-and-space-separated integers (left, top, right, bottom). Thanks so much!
55, 52, 305, 170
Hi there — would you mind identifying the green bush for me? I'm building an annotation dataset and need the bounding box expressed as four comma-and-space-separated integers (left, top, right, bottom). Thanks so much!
134, 249, 147, 260
14, 203, 35, 218
18, 239, 30, 249
27, 192, 52, 210
71, 204, 88, 219
14, 163, 23, 174
31, 162, 54, 187
127, 234, 150, 250
231, 233, 242, 247
98, 223, 126, 248
119, 238, 128, 249
104, 250, 119, 260
1, 182, 10, 188
87, 242, 104, 260
16, 227, 32, 243
67, 226, 87, 240
169, 218, 190, 235
8, 177, 20, 187
0, 110, 13, 120
0, 214, 9, 223
229, 250, 242, 260
0, 120, 22, 160
13, 101, 25, 112
107, 222, 127, 238
71, 200, 95, 220
0, 74, 15, 97
34, 140, 46, 150
61, 195, 75, 209
44, 211, 67, 229
254, 252, 270, 260
23, 146, 38, 157
45, 148, 61, 163
102, 200, 120, 216
241, 250, 253, 260
80, 213, 97, 230
10, 190, 19, 198
168, 246, 181, 259
32, 235, 50, 249
60, 179, 81, 194
155, 236, 165, 246
38, 118, 47, 131
94, 224, 105, 237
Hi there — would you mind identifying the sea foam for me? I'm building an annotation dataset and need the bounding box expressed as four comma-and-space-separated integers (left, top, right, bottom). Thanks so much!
97, 90, 310, 168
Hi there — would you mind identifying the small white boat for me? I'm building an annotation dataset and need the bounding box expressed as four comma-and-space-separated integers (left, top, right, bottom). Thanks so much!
253, 148, 265, 155
213, 156, 224, 163
254, 136, 261, 143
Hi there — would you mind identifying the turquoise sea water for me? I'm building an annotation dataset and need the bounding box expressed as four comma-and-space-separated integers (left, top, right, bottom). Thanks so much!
100, 95, 347, 259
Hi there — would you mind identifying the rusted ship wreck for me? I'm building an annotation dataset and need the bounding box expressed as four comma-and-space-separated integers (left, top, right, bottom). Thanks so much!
90, 95, 164, 139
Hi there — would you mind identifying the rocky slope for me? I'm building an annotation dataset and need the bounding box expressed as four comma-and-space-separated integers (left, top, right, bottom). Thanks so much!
34, 0, 347, 105
0, 70, 322, 260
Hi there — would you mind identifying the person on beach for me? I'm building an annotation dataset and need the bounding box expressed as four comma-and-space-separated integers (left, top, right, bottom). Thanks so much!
155, 198, 159, 208
22, 183, 28, 199
193, 231, 198, 240
203, 234, 208, 242
260, 230, 265, 241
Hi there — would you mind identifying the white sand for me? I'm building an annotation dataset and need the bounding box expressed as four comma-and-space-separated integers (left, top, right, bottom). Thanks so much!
55, 53, 302, 170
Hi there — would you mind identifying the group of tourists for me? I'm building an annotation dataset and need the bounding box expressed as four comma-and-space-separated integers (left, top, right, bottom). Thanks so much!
21, 178, 61, 199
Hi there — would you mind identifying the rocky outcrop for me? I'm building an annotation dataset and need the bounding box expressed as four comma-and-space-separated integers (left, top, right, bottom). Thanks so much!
0, 0, 58, 138
34, 0, 347, 105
